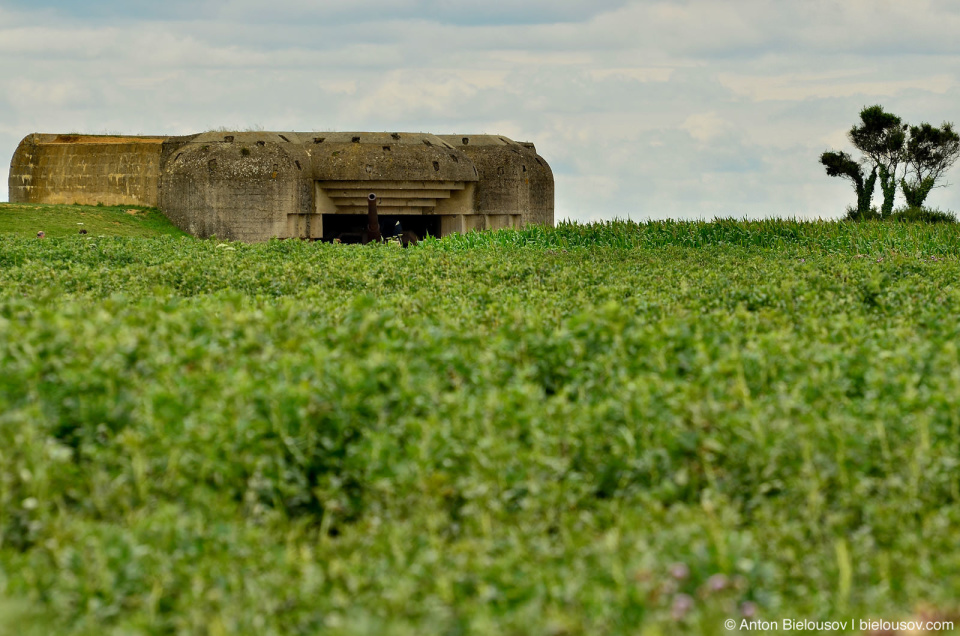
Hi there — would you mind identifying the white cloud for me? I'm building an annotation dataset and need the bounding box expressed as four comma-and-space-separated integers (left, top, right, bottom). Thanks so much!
681, 112, 730, 143
588, 68, 674, 83
6, 80, 96, 110
2, 0, 960, 219
348, 69, 512, 120
719, 71, 956, 102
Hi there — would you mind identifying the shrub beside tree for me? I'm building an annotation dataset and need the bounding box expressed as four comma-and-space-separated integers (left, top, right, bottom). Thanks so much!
821, 106, 960, 221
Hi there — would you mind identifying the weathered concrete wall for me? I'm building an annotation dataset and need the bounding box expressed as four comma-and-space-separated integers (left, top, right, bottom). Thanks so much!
307, 132, 478, 183
9, 130, 554, 241
9, 134, 166, 206
438, 135, 554, 227
159, 132, 313, 242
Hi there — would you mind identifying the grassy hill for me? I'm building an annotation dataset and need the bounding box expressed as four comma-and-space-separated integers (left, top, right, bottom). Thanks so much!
0, 202, 187, 238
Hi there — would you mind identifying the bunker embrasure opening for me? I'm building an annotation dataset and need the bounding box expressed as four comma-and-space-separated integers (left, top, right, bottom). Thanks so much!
320, 214, 440, 243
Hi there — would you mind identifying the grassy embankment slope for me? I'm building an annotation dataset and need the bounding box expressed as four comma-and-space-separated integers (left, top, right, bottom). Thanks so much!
1, 206, 960, 635
0, 203, 187, 238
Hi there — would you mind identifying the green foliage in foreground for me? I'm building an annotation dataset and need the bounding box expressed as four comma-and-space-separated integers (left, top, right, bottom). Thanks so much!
0, 203, 187, 239
2, 223, 960, 635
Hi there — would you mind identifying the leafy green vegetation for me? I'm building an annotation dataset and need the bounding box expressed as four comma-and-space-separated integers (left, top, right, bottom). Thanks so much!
821, 105, 960, 218
891, 207, 958, 224
2, 220, 960, 635
0, 203, 187, 238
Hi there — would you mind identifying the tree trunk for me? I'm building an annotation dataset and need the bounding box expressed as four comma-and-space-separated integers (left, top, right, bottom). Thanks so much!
901, 176, 935, 209
878, 166, 897, 218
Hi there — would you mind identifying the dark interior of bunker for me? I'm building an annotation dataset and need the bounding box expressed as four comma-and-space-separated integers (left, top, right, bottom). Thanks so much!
320, 214, 441, 243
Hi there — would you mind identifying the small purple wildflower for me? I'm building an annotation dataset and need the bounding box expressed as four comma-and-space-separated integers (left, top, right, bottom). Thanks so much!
672, 593, 694, 620
705, 573, 728, 593
670, 562, 690, 581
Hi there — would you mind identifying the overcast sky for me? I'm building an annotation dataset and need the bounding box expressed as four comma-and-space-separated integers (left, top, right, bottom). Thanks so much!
2, 0, 959, 221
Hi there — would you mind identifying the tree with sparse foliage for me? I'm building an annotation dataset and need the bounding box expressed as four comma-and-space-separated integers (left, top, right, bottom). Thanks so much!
820, 150, 877, 219
848, 105, 906, 218
901, 122, 960, 209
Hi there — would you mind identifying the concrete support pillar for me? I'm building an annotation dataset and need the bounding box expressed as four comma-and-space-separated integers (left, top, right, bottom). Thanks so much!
440, 214, 464, 237
308, 214, 323, 239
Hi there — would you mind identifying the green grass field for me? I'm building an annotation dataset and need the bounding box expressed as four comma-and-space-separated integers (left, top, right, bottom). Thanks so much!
1, 205, 960, 635
0, 203, 187, 238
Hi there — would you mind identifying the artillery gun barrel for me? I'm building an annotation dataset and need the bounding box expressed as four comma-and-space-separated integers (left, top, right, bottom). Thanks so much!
367, 193, 382, 242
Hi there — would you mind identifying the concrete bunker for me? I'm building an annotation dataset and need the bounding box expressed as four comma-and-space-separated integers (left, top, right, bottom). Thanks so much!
10, 131, 554, 242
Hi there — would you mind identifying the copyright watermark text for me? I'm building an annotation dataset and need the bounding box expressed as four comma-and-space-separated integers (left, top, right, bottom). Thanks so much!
725, 618, 955, 632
